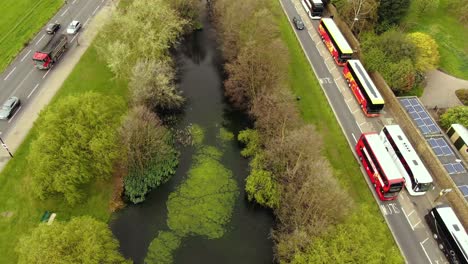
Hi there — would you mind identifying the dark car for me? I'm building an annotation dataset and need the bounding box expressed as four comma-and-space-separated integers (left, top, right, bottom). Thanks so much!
0, 96, 20, 120
293, 17, 305, 30
46, 22, 61, 34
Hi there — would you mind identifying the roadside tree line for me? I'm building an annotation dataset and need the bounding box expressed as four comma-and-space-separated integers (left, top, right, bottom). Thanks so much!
18, 0, 199, 262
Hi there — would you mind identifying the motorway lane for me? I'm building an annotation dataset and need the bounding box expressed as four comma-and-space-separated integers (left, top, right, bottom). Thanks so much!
0, 0, 107, 137
280, 1, 448, 263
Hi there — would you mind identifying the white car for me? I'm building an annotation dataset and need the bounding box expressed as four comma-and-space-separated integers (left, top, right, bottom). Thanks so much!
66, 20, 81, 34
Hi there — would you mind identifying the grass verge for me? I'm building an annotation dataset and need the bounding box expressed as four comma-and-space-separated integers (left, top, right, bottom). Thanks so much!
403, 0, 468, 80
0, 0, 63, 73
0, 45, 127, 263
274, 1, 403, 262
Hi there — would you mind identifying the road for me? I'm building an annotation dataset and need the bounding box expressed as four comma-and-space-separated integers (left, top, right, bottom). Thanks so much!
0, 0, 106, 139
279, 0, 449, 263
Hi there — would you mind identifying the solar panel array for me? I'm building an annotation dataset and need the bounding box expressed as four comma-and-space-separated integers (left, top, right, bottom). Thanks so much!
427, 138, 454, 156
400, 98, 440, 135
459, 185, 468, 197
444, 163, 466, 175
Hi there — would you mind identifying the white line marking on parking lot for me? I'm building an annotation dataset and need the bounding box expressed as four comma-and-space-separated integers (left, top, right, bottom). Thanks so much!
402, 208, 414, 231
352, 108, 360, 114
21, 50, 32, 62
28, 83, 39, 99
420, 238, 433, 264
351, 133, 357, 143
92, 5, 100, 15
4, 67, 16, 81
358, 121, 366, 127
8, 106, 22, 123
35, 34, 45, 46
355, 120, 362, 132
61, 7, 69, 16
413, 220, 421, 228
407, 210, 415, 217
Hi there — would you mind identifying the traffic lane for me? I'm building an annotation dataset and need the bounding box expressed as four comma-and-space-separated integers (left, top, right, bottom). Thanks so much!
279, 0, 434, 263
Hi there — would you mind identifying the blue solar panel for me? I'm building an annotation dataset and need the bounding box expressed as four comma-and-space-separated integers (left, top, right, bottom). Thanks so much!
419, 112, 429, 119
436, 138, 446, 147
459, 186, 468, 196
428, 138, 438, 148
444, 164, 456, 174
441, 146, 453, 156
453, 163, 466, 173
414, 105, 423, 112
416, 119, 424, 126
402, 99, 411, 107
410, 112, 420, 119
399, 98, 441, 135
433, 148, 443, 156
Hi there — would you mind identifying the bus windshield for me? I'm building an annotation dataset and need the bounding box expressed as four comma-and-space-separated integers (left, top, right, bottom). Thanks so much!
389, 182, 403, 193
416, 182, 432, 192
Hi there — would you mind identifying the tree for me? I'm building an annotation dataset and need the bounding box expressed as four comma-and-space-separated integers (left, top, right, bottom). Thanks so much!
376, 0, 410, 32
129, 59, 184, 113
97, 0, 187, 78
408, 32, 439, 72
332, 0, 379, 35
440, 106, 468, 129
16, 216, 129, 264
168, 0, 200, 29
121, 106, 179, 204
448, 0, 468, 23
28, 92, 124, 204
413, 0, 440, 15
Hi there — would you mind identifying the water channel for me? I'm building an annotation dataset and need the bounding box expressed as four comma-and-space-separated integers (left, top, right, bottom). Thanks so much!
110, 9, 274, 264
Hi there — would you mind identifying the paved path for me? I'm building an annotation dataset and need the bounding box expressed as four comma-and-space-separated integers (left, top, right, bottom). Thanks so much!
420, 70, 468, 108
0, 3, 114, 171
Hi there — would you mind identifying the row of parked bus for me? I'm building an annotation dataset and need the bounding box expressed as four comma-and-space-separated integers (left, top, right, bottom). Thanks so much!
298, 7, 468, 262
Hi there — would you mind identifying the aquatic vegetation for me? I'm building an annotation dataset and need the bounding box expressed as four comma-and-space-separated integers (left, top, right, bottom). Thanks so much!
218, 127, 234, 142
188, 124, 204, 146
145, 231, 181, 264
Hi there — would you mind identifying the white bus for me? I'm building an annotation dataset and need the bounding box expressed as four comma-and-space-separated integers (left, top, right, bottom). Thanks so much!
380, 125, 433, 196
301, 0, 324, 20
426, 205, 468, 264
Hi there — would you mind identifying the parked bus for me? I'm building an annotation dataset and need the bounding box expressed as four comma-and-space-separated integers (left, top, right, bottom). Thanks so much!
343, 59, 384, 117
318, 18, 353, 66
379, 125, 433, 196
301, 0, 324, 19
356, 132, 405, 201
426, 205, 468, 264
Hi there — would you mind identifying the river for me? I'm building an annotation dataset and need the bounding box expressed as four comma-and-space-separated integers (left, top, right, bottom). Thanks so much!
110, 8, 274, 264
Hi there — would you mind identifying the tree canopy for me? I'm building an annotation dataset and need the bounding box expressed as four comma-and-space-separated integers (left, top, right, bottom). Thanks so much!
28, 92, 124, 204
440, 106, 468, 128
120, 106, 179, 203
377, 0, 410, 31
98, 0, 187, 78
408, 32, 439, 72
16, 216, 129, 264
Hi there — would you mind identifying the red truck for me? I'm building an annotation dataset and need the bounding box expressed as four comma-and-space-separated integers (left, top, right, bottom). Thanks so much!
32, 34, 68, 70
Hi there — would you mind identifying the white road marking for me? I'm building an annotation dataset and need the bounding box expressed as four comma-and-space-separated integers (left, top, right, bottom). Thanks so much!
70, 34, 78, 43
72, 0, 77, 4
351, 133, 357, 143
346, 98, 353, 103
11, 68, 34, 95
358, 121, 366, 127
407, 210, 415, 217
21, 50, 32, 62
355, 120, 362, 132
413, 220, 421, 228
61, 7, 69, 16
380, 204, 387, 215
35, 34, 45, 46
28, 83, 40, 99
92, 5, 100, 15
4, 67, 16, 80
84, 16, 91, 27
42, 68, 52, 79
420, 238, 433, 264
402, 207, 414, 231
8, 106, 22, 123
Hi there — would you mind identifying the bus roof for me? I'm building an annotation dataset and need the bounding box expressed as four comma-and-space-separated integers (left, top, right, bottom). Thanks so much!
348, 59, 384, 105
311, 0, 323, 4
434, 206, 468, 258
365, 133, 404, 181
321, 18, 353, 55
384, 125, 433, 183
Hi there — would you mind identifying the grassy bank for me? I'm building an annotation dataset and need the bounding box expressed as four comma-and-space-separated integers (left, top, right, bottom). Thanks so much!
274, 1, 403, 262
403, 0, 468, 80
0, 45, 127, 263
0, 0, 63, 72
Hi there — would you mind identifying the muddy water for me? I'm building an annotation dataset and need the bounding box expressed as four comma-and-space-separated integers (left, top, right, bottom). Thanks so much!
110, 10, 274, 264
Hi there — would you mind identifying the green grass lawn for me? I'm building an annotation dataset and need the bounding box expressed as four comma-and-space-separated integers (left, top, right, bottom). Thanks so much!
404, 0, 468, 80
274, 2, 403, 262
0, 45, 128, 263
0, 0, 63, 72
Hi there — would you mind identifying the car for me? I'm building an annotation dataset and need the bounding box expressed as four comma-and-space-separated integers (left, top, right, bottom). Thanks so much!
66, 20, 81, 34
0, 96, 20, 120
46, 22, 61, 34
293, 16, 305, 30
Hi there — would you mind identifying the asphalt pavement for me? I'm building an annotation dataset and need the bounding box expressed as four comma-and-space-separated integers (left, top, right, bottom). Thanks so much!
0, 0, 106, 139
280, 0, 450, 263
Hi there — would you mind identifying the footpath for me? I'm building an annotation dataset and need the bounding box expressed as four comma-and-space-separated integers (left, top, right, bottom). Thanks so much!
0, 3, 115, 171
421, 69, 468, 108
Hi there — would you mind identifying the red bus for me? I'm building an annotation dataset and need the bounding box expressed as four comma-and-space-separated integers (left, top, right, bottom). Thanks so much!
318, 18, 353, 66
356, 133, 405, 201
343, 59, 384, 117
